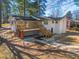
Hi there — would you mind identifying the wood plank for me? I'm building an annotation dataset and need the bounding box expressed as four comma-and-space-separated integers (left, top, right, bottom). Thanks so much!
22, 28, 40, 31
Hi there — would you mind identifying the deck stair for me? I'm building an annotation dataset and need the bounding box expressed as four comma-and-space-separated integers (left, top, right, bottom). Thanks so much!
39, 27, 53, 38
34, 22, 53, 38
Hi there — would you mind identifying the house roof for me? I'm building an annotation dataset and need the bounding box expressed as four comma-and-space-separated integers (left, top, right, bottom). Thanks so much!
12, 16, 38, 20
40, 11, 72, 20
39, 17, 65, 20
12, 11, 71, 21
12, 15, 66, 21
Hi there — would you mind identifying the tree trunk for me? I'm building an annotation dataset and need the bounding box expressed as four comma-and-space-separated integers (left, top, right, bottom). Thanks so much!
0, 10, 1, 27
24, 0, 25, 17
0, 0, 2, 27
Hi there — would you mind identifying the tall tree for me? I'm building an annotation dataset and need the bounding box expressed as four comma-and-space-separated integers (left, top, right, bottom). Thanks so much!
28, 1, 39, 16
17, 0, 25, 16
0, 0, 2, 27
17, 0, 39, 17
74, 0, 79, 6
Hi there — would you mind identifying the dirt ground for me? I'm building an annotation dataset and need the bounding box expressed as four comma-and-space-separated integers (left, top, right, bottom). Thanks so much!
54, 30, 79, 44
0, 29, 79, 59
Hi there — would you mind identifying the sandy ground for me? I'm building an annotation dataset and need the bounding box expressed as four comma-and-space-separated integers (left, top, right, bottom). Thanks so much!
0, 29, 79, 59
54, 30, 79, 44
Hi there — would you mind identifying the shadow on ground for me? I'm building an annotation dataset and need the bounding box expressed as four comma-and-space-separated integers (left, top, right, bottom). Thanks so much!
0, 36, 79, 59
54, 31, 79, 45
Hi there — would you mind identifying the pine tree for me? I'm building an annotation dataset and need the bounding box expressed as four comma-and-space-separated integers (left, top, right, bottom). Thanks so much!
74, 0, 79, 6
38, 0, 47, 16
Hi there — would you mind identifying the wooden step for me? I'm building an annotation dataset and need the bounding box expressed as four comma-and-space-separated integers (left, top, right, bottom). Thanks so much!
39, 27, 53, 38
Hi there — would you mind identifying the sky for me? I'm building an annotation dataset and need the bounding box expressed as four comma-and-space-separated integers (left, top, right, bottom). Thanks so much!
9, 0, 79, 19
44, 0, 79, 17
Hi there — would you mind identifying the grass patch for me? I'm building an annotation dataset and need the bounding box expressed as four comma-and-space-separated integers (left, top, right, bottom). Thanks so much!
2, 23, 10, 27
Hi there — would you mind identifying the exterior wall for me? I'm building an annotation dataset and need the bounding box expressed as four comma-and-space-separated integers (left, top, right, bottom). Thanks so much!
67, 20, 71, 29
58, 17, 67, 34
42, 20, 53, 31
42, 17, 67, 34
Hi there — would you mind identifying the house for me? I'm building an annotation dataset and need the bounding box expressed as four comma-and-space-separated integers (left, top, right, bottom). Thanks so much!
11, 16, 68, 36
42, 16, 67, 34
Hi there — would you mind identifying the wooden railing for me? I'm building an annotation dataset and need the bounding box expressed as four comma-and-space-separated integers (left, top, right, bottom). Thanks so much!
16, 20, 53, 37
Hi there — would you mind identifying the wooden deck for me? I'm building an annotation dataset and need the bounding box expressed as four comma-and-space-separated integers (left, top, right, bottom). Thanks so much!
22, 28, 40, 31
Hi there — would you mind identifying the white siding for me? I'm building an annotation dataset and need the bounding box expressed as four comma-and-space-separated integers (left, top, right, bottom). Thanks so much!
58, 18, 67, 34
42, 17, 67, 34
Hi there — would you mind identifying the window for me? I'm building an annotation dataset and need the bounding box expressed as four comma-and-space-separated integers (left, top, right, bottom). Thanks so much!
55, 21, 58, 23
44, 20, 48, 25
52, 20, 54, 23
